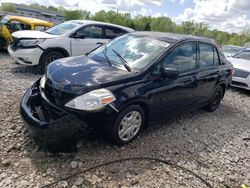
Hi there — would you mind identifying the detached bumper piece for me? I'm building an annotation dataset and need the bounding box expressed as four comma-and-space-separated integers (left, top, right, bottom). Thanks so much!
20, 80, 89, 152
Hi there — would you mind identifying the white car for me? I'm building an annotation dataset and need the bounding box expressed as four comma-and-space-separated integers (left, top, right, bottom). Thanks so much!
227, 49, 250, 90
8, 20, 134, 72
222, 45, 243, 57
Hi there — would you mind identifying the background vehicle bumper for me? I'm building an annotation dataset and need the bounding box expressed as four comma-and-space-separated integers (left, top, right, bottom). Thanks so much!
8, 46, 43, 66
231, 76, 250, 90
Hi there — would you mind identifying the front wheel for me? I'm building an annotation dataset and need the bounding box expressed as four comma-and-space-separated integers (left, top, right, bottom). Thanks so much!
39, 51, 64, 74
109, 105, 145, 145
205, 86, 224, 112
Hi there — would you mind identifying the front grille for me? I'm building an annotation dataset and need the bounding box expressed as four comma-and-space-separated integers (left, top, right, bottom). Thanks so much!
234, 69, 249, 78
44, 79, 74, 107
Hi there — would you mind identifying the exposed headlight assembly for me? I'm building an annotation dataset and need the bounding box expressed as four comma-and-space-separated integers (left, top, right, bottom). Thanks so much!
65, 88, 116, 111
40, 75, 46, 89
17, 39, 45, 47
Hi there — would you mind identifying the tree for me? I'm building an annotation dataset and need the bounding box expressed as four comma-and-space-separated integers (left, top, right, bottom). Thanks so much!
64, 10, 82, 21
48, 6, 58, 12
144, 22, 151, 31
0, 2, 248, 46
0, 4, 15, 12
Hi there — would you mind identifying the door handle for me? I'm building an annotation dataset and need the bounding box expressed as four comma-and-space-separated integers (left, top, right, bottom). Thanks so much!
183, 75, 197, 84
96, 42, 104, 45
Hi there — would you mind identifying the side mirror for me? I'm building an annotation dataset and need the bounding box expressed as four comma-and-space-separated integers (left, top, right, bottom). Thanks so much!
161, 67, 179, 78
72, 31, 85, 39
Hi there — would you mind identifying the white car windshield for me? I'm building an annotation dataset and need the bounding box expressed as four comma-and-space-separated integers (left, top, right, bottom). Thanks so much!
222, 46, 242, 54
88, 34, 170, 71
233, 51, 250, 61
45, 21, 82, 35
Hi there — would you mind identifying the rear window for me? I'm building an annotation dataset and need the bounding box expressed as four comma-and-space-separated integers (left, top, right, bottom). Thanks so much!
199, 43, 220, 68
105, 27, 127, 39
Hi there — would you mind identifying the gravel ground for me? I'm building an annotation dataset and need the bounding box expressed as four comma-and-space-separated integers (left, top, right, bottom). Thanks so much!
0, 52, 250, 188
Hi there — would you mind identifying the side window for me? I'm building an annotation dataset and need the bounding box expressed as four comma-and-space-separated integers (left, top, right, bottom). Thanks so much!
162, 43, 197, 72
35, 25, 46, 31
79, 26, 102, 39
105, 27, 127, 39
10, 21, 31, 32
199, 43, 214, 68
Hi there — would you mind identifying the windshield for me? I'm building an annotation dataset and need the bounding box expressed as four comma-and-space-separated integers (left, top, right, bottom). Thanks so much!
233, 51, 250, 60
222, 46, 242, 54
88, 34, 170, 71
45, 21, 82, 35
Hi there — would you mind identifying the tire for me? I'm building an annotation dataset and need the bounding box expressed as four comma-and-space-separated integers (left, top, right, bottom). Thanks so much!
39, 51, 64, 74
0, 38, 6, 51
109, 105, 145, 145
204, 86, 224, 112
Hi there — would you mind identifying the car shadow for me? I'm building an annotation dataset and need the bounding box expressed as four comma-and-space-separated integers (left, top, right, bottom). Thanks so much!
229, 87, 250, 96
10, 64, 42, 76
20, 100, 249, 186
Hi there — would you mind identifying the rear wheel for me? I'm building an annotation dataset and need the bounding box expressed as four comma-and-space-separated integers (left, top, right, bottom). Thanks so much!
205, 86, 224, 112
0, 38, 6, 51
39, 51, 64, 74
109, 105, 145, 145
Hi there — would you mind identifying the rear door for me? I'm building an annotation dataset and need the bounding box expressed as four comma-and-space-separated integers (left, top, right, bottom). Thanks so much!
71, 25, 106, 56
196, 42, 221, 102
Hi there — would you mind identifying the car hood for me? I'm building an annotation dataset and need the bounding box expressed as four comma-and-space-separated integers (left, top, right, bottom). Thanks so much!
12, 30, 58, 39
46, 55, 136, 95
227, 57, 250, 72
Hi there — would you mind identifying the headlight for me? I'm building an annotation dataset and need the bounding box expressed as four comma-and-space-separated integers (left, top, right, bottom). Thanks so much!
40, 75, 46, 89
65, 88, 116, 111
17, 39, 45, 47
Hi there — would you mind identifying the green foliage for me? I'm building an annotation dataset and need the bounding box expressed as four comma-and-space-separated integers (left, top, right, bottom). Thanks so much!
0, 3, 15, 12
0, 3, 249, 46
64, 10, 82, 21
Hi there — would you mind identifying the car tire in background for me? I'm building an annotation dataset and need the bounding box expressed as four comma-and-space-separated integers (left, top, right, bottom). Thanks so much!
109, 105, 145, 145
205, 86, 224, 112
39, 51, 64, 74
0, 38, 6, 51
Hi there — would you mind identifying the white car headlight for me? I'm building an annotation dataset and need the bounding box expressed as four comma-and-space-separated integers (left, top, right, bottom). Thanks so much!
40, 76, 46, 89
65, 88, 116, 111
18, 39, 45, 47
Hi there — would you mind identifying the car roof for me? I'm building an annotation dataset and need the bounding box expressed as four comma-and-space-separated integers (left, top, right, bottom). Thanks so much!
223, 45, 243, 48
131, 31, 215, 44
67, 20, 134, 32
4, 15, 53, 26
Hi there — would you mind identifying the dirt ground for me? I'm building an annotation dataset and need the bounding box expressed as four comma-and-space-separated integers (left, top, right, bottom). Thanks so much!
0, 52, 250, 188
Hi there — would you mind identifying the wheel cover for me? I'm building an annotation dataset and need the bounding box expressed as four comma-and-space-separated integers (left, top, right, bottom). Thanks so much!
45, 55, 61, 66
118, 111, 142, 141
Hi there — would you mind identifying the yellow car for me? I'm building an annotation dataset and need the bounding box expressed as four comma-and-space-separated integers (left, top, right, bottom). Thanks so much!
0, 15, 53, 50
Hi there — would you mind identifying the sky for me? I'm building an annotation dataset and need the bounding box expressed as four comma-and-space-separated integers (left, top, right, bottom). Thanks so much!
0, 0, 250, 33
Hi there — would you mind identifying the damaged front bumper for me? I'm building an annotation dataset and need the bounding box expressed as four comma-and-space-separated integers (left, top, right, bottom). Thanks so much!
20, 80, 91, 151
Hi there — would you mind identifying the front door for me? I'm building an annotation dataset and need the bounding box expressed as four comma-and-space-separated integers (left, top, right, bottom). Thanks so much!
148, 42, 200, 120
71, 25, 107, 56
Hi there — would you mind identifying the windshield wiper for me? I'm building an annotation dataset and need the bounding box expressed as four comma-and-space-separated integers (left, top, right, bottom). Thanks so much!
103, 45, 112, 67
112, 49, 132, 72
